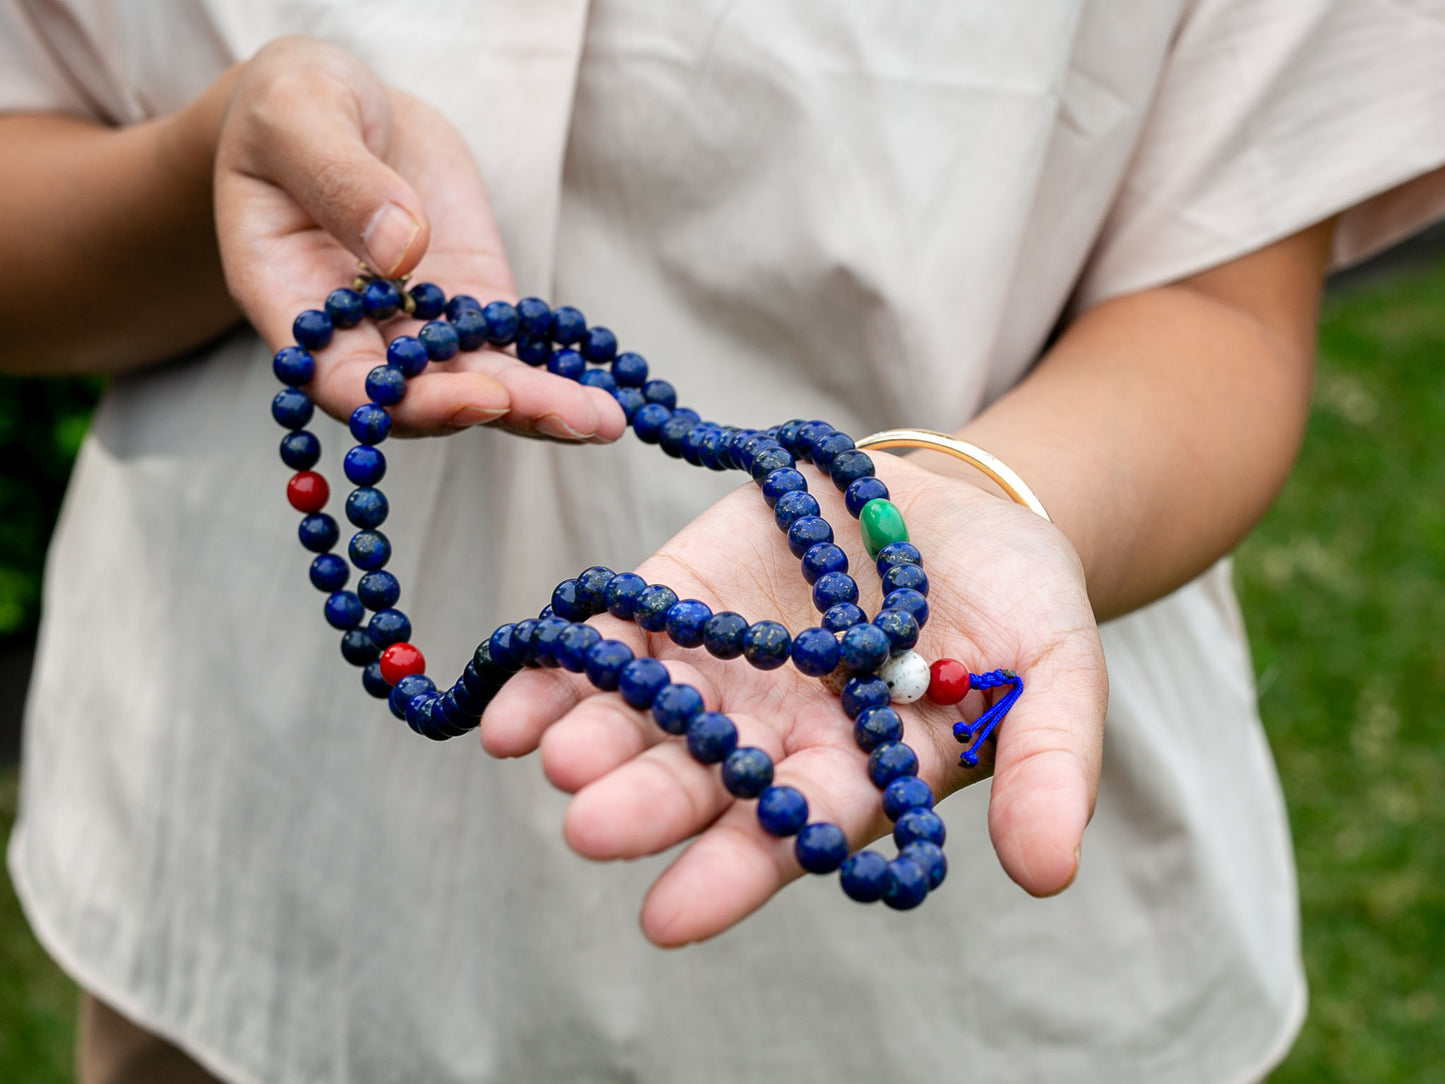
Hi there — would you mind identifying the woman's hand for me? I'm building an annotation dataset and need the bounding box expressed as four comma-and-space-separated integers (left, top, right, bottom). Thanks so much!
214, 37, 624, 441
480, 454, 1107, 945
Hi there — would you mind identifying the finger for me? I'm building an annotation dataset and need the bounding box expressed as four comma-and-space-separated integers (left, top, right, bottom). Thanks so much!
240, 45, 428, 279
985, 632, 1107, 896
539, 657, 721, 793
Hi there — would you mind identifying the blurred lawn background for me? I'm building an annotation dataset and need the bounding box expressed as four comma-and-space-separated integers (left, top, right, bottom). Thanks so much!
1, 252, 1442, 1081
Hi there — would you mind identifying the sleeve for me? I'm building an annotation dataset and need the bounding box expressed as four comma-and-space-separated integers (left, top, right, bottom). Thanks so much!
1076, 0, 1445, 307
0, 0, 117, 119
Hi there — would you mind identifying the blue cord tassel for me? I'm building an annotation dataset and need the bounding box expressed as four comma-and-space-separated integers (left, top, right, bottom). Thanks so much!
952, 668, 1023, 767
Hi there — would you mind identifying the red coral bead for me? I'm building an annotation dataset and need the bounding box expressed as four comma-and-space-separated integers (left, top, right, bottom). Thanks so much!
927, 657, 971, 705
379, 642, 426, 686
287, 471, 330, 513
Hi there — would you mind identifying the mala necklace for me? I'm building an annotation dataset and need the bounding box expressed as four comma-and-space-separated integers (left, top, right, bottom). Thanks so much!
270, 273, 1026, 912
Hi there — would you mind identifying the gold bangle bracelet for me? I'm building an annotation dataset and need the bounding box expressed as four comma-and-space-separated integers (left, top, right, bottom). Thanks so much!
855, 428, 1053, 523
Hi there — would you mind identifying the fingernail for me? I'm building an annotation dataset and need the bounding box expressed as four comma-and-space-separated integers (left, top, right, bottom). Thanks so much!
450, 405, 505, 428
362, 201, 421, 277
536, 414, 589, 440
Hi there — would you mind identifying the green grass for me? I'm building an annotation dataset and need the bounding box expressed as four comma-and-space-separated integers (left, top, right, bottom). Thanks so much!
1239, 257, 1445, 1082
0, 260, 1442, 1081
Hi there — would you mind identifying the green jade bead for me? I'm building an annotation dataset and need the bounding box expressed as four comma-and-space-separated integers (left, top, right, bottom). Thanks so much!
858, 498, 908, 559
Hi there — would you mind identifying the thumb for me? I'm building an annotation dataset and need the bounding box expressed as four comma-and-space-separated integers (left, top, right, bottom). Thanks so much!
227, 39, 430, 278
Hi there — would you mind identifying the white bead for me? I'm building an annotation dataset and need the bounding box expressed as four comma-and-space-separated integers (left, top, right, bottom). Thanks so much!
879, 650, 930, 704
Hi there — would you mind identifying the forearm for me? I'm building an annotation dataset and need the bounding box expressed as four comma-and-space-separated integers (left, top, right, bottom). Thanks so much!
933, 222, 1332, 620
0, 67, 241, 374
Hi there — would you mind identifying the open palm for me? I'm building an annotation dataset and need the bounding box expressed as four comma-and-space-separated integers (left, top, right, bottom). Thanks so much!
481, 453, 1107, 945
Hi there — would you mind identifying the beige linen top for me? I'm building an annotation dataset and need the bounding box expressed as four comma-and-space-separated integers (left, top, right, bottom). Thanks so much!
5, 2, 1445, 1082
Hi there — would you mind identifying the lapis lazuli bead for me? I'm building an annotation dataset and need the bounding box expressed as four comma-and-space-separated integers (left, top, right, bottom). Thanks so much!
844, 475, 889, 518
273, 345, 314, 386
574, 566, 614, 614
272, 388, 314, 430
361, 660, 391, 698
530, 617, 568, 668
867, 741, 920, 788
631, 403, 671, 443
703, 611, 749, 659
367, 607, 411, 647
641, 379, 676, 409
361, 279, 402, 320
357, 570, 400, 611
790, 627, 841, 677
583, 639, 634, 691
775, 418, 808, 457
556, 623, 602, 673
894, 807, 946, 848
749, 445, 794, 483
445, 294, 482, 321
756, 785, 808, 837
809, 431, 855, 473
348, 529, 391, 570
795, 822, 849, 874
721, 747, 774, 799
665, 599, 712, 649
882, 589, 929, 629
487, 624, 523, 670
743, 620, 791, 670
686, 711, 738, 764
349, 404, 391, 445
633, 585, 679, 633
481, 301, 519, 345
340, 627, 380, 666
389, 673, 434, 719
325, 590, 364, 630
325, 287, 366, 329
800, 542, 848, 585
550, 305, 586, 345
547, 348, 585, 381
576, 325, 616, 364
345, 487, 389, 529
298, 513, 339, 553
511, 619, 539, 665
408, 282, 446, 321
873, 608, 920, 652
786, 515, 833, 558
761, 468, 808, 509
679, 424, 715, 468
839, 622, 891, 673
901, 841, 947, 890
603, 573, 647, 620
580, 369, 617, 393
811, 571, 859, 612
700, 427, 734, 471
279, 431, 321, 470
657, 414, 694, 458
343, 445, 386, 486
874, 541, 923, 577
840, 850, 890, 902
414, 321, 459, 364
882, 857, 930, 911
386, 335, 430, 377
516, 296, 552, 338
841, 675, 891, 718
614, 386, 646, 422
853, 706, 904, 752
610, 350, 646, 385
651, 683, 704, 736
515, 336, 550, 366
881, 563, 928, 596
309, 553, 349, 592
821, 603, 867, 633
365, 364, 407, 406
452, 308, 487, 351
828, 449, 875, 491
292, 309, 333, 350
882, 776, 934, 821
618, 657, 670, 710
550, 579, 590, 622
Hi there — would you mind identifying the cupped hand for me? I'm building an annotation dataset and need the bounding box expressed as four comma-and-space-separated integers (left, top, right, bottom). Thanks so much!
480, 453, 1107, 945
213, 36, 623, 441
